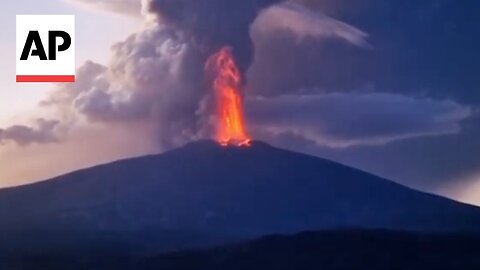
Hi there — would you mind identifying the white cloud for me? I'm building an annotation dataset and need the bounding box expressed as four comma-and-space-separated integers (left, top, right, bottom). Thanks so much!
252, 1, 370, 48
66, 0, 143, 17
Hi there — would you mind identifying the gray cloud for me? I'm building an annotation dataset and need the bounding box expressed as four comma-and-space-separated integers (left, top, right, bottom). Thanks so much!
41, 61, 108, 108
0, 119, 60, 146
247, 93, 472, 148
43, 25, 211, 149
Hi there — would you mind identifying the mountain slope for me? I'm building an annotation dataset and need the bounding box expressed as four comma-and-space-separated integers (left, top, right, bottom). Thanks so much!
4, 229, 480, 270
1, 140, 480, 252
139, 230, 480, 270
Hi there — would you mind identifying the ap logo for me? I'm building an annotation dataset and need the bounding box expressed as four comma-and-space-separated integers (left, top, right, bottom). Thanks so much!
16, 15, 75, 82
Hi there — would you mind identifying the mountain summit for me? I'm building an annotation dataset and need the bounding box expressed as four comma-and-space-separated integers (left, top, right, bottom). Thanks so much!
1, 140, 480, 252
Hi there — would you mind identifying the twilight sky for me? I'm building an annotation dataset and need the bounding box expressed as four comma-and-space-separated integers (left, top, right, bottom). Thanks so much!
0, 0, 479, 206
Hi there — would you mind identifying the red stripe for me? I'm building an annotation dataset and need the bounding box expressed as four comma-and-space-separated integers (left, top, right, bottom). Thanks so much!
16, 75, 75, 82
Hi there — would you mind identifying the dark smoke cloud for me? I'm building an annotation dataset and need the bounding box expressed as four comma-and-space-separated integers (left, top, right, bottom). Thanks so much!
144, 0, 282, 74
0, 119, 60, 146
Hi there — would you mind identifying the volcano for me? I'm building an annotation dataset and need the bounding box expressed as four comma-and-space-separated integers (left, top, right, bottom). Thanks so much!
1, 140, 480, 254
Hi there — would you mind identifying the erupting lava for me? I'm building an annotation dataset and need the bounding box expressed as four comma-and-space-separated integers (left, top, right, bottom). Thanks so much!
205, 47, 251, 147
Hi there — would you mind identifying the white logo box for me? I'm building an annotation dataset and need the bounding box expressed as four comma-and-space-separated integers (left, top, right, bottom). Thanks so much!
16, 15, 75, 82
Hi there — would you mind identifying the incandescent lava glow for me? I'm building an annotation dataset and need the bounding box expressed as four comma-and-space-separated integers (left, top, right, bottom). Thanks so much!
205, 47, 252, 147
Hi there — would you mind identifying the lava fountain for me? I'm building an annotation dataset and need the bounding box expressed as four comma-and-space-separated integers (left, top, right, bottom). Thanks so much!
205, 47, 251, 147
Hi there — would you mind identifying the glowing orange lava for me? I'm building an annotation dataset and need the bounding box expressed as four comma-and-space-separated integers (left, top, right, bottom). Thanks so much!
205, 47, 251, 147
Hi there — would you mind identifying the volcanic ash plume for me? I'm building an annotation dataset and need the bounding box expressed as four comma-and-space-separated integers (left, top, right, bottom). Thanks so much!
18, 0, 371, 150
144, 0, 276, 146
